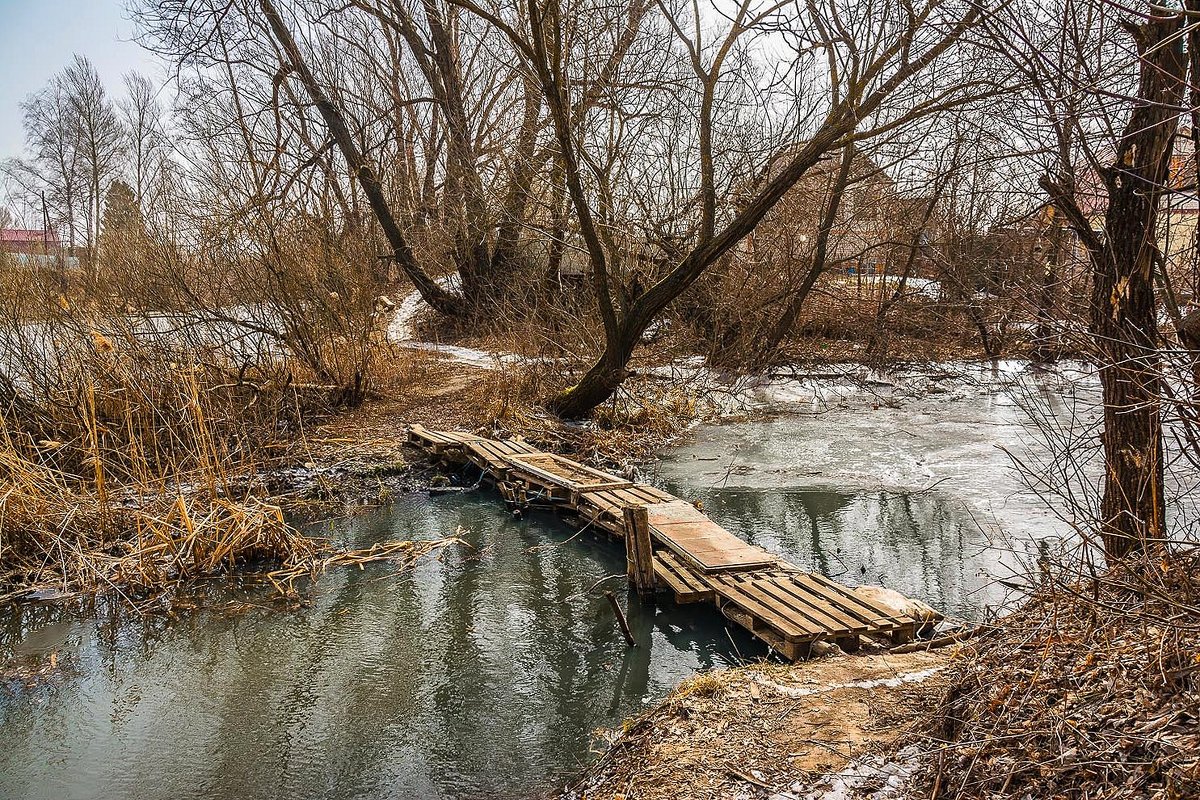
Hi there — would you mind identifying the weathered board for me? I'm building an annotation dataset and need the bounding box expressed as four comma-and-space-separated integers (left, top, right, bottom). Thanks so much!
645, 500, 776, 573
406, 426, 938, 660
407, 424, 483, 453
503, 452, 632, 493
653, 551, 715, 603
462, 438, 542, 477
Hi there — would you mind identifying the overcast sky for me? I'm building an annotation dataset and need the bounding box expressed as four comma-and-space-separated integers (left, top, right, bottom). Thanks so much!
0, 0, 165, 161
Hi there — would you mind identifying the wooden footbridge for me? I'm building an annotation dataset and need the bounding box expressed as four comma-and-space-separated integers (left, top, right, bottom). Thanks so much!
407, 425, 937, 660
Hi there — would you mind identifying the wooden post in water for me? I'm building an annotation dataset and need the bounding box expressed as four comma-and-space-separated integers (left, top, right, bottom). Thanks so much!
623, 505, 656, 596
605, 591, 637, 647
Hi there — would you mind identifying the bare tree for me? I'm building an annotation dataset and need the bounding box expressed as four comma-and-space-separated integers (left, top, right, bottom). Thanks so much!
454, 0, 984, 415
994, 1, 1189, 560
8, 80, 85, 252
121, 71, 175, 219
64, 56, 127, 260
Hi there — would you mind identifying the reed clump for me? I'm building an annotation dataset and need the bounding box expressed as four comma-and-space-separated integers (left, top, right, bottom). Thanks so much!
2, 425, 459, 604
0, 335, 437, 604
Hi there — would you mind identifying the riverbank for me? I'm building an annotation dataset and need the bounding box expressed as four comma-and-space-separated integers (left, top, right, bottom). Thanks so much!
4, 347, 1196, 799
562, 648, 953, 800
561, 546, 1200, 800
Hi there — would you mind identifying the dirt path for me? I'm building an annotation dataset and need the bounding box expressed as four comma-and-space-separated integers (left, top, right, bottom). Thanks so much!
565, 648, 952, 800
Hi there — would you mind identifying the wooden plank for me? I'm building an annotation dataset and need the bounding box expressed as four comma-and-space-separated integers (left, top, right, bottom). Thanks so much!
645, 500, 775, 573
653, 556, 714, 603
708, 577, 823, 640
630, 485, 672, 504
624, 506, 656, 595
748, 578, 868, 634
503, 452, 632, 492
797, 573, 915, 627
658, 552, 713, 596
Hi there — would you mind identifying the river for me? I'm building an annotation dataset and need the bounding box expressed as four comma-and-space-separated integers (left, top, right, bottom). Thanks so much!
0, 363, 1093, 799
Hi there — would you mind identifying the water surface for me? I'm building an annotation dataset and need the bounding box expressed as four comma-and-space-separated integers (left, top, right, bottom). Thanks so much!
0, 493, 753, 800
0, 368, 1080, 798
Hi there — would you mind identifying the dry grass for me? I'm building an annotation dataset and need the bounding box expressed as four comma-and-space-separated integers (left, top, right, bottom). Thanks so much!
0, 437, 461, 605
0, 344, 465, 606
924, 550, 1200, 799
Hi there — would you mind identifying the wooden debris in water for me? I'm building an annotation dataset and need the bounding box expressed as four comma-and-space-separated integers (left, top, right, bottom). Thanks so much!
268, 536, 465, 595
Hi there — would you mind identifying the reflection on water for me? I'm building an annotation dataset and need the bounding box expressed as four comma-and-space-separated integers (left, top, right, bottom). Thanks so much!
0, 493, 755, 800
662, 485, 1015, 620
0, 452, 1033, 798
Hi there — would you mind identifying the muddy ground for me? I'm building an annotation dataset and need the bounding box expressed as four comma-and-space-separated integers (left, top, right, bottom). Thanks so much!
562, 648, 952, 800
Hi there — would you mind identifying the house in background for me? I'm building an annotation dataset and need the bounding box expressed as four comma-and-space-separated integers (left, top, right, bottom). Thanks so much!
1074, 129, 1200, 305
0, 227, 81, 272
740, 145, 944, 276
1, 228, 56, 255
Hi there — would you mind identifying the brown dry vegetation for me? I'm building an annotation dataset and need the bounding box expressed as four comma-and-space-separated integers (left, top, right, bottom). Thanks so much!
922, 550, 1200, 799
0, 331, 467, 605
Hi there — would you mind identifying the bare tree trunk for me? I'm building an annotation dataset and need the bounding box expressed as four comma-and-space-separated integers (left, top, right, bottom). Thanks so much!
257, 0, 466, 317
872, 185, 945, 357
1031, 212, 1065, 363
1048, 13, 1184, 561
1189, 0, 1200, 306
757, 145, 857, 361
492, 75, 542, 275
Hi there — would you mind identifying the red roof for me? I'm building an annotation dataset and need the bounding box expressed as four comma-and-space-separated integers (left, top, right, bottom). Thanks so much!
0, 229, 52, 244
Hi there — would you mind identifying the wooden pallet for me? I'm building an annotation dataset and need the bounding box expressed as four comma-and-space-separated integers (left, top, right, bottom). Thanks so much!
407, 427, 938, 660
502, 452, 632, 500
407, 424, 483, 453
462, 438, 542, 479
646, 500, 776, 572
705, 568, 917, 652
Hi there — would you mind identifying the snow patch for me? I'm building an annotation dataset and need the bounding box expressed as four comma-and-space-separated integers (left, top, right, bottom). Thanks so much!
750, 667, 944, 699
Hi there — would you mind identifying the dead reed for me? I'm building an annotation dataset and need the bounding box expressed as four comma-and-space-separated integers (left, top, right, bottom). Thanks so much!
0, 341, 456, 605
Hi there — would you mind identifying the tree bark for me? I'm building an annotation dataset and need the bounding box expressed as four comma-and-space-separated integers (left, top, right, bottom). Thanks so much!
757, 144, 858, 362
1086, 14, 1183, 560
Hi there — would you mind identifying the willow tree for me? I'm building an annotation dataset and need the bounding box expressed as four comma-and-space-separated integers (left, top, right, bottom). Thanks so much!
455, 0, 984, 416
142, 0, 551, 317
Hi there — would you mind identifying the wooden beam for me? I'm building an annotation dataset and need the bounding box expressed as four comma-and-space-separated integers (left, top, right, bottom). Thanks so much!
623, 505, 656, 596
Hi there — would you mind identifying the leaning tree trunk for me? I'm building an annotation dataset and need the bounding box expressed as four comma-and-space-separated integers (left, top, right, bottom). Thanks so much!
258, 0, 467, 317
1088, 14, 1185, 561
757, 145, 857, 362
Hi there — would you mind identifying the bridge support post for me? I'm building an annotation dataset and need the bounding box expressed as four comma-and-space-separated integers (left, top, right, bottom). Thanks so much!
623, 505, 656, 596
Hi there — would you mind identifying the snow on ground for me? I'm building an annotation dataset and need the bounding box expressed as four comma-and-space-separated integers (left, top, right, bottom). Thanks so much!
386, 274, 461, 342
386, 274, 518, 370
